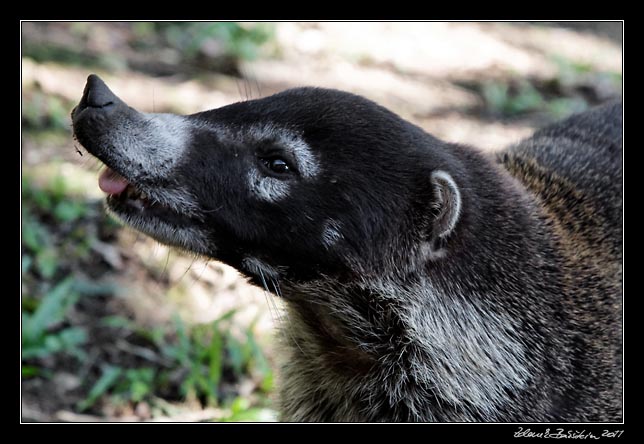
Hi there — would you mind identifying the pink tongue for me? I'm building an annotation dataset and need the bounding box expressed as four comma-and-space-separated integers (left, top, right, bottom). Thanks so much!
98, 167, 129, 195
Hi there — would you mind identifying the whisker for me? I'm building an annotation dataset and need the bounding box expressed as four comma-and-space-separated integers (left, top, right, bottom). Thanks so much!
188, 259, 209, 290
276, 279, 284, 299
262, 284, 278, 326
257, 269, 284, 329
257, 271, 281, 326
253, 75, 262, 99
270, 279, 281, 298
235, 78, 243, 101
241, 69, 252, 101
267, 277, 305, 356
161, 249, 171, 281
243, 78, 249, 101
268, 279, 284, 321
245, 64, 262, 99
148, 241, 159, 265
176, 254, 198, 284
257, 268, 270, 293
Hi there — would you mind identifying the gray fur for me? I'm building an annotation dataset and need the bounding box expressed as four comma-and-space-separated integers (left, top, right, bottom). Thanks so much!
321, 219, 344, 249
71, 77, 622, 423
275, 101, 622, 422
247, 168, 291, 202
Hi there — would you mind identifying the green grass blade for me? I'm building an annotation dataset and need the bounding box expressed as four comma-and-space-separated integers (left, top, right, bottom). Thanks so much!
76, 366, 122, 411
22, 277, 75, 343
208, 327, 224, 405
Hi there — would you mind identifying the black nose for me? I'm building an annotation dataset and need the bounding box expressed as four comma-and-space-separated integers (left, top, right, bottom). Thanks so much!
82, 74, 118, 108
72, 74, 126, 122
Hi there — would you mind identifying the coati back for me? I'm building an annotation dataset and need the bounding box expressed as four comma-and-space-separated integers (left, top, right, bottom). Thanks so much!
71, 75, 622, 422
499, 102, 622, 421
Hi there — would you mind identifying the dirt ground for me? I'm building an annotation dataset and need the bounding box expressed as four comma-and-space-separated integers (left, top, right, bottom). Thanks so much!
21, 21, 622, 422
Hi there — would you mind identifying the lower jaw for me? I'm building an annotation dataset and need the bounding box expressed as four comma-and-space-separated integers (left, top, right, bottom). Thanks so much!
105, 199, 211, 255
106, 193, 188, 227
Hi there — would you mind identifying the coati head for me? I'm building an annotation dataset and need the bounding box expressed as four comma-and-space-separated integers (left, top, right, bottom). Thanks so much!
71, 75, 463, 293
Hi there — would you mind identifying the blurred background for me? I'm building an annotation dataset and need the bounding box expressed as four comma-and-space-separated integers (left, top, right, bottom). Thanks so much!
21, 21, 622, 422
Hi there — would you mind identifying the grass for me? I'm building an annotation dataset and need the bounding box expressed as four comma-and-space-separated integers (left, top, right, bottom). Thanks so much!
22, 22, 275, 77
478, 54, 621, 120
21, 167, 276, 421
142, 22, 275, 62
22, 90, 74, 133
481, 79, 590, 119
21, 169, 99, 281
22, 278, 87, 362
22, 170, 110, 379
77, 311, 274, 420
481, 80, 545, 116
21, 67, 277, 418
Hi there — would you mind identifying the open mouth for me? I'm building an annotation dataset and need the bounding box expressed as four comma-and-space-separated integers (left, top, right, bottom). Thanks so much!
100, 167, 162, 214
95, 165, 210, 254
97, 165, 199, 228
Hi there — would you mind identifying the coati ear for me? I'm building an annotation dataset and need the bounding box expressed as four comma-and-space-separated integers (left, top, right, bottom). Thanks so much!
430, 170, 462, 241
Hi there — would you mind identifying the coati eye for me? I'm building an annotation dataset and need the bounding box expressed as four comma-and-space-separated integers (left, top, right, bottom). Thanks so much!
262, 157, 291, 174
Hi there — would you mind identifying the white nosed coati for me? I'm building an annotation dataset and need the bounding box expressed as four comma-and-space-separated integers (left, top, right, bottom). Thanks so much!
71, 74, 622, 422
